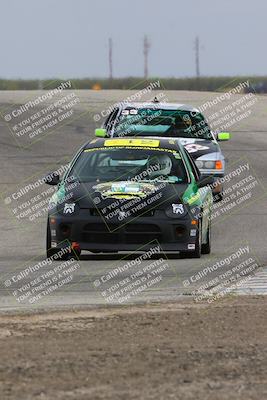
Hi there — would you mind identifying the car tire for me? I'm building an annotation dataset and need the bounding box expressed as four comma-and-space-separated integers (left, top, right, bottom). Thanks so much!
191, 219, 202, 258
180, 220, 202, 259
201, 218, 211, 254
46, 220, 57, 258
46, 220, 71, 260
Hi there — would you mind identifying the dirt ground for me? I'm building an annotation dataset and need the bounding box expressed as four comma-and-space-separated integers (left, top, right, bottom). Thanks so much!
0, 296, 266, 400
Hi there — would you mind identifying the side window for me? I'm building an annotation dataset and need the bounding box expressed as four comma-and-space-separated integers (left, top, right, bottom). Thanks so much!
183, 148, 200, 181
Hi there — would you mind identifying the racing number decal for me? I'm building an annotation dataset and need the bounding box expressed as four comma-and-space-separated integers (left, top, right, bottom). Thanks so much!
184, 144, 209, 153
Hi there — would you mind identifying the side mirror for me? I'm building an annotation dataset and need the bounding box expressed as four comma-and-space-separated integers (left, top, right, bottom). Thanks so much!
95, 128, 107, 138
197, 174, 214, 188
44, 172, 60, 186
217, 132, 230, 141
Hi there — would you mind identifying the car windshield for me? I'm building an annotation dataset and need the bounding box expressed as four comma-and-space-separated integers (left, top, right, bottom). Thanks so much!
68, 147, 188, 184
114, 108, 212, 140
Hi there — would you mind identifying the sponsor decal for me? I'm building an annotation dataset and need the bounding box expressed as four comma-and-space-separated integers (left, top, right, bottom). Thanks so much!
104, 139, 160, 148
184, 144, 210, 153
179, 138, 196, 145
172, 204, 184, 214
111, 182, 141, 194
93, 182, 156, 199
63, 203, 76, 214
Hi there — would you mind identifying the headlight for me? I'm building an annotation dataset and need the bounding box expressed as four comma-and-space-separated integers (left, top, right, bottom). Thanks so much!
165, 203, 187, 218
205, 161, 215, 169
195, 160, 204, 169
196, 160, 223, 170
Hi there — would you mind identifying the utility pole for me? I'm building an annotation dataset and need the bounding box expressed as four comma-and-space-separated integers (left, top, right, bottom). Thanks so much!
143, 35, 151, 79
195, 36, 200, 78
108, 37, 113, 80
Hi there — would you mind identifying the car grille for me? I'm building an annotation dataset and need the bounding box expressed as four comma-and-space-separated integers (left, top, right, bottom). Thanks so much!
82, 223, 161, 244
89, 208, 155, 217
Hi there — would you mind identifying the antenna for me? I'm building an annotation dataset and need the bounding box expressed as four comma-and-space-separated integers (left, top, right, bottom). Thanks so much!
109, 37, 113, 80
195, 36, 200, 78
143, 35, 151, 79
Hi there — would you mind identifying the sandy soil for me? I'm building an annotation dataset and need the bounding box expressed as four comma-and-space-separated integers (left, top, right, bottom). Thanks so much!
0, 296, 266, 400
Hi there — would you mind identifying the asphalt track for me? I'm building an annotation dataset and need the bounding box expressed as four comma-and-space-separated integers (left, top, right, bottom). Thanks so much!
0, 89, 266, 311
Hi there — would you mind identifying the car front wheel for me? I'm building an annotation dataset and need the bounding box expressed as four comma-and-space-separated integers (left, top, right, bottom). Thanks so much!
201, 218, 211, 254
180, 219, 202, 259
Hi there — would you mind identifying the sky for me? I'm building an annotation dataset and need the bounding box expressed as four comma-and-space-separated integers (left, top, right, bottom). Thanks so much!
0, 0, 266, 79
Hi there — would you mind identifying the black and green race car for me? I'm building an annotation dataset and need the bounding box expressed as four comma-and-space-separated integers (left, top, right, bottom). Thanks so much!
45, 137, 213, 258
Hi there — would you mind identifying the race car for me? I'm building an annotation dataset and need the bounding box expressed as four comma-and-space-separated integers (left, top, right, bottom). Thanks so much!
45, 137, 213, 259
95, 100, 230, 201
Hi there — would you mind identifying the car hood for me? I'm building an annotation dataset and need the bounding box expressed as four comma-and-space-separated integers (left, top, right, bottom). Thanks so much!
62, 180, 189, 210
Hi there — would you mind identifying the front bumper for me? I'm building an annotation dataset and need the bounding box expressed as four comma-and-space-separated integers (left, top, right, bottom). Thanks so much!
49, 209, 199, 253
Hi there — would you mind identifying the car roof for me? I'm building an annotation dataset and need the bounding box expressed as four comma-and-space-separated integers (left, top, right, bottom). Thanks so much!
120, 102, 200, 113
85, 136, 184, 151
